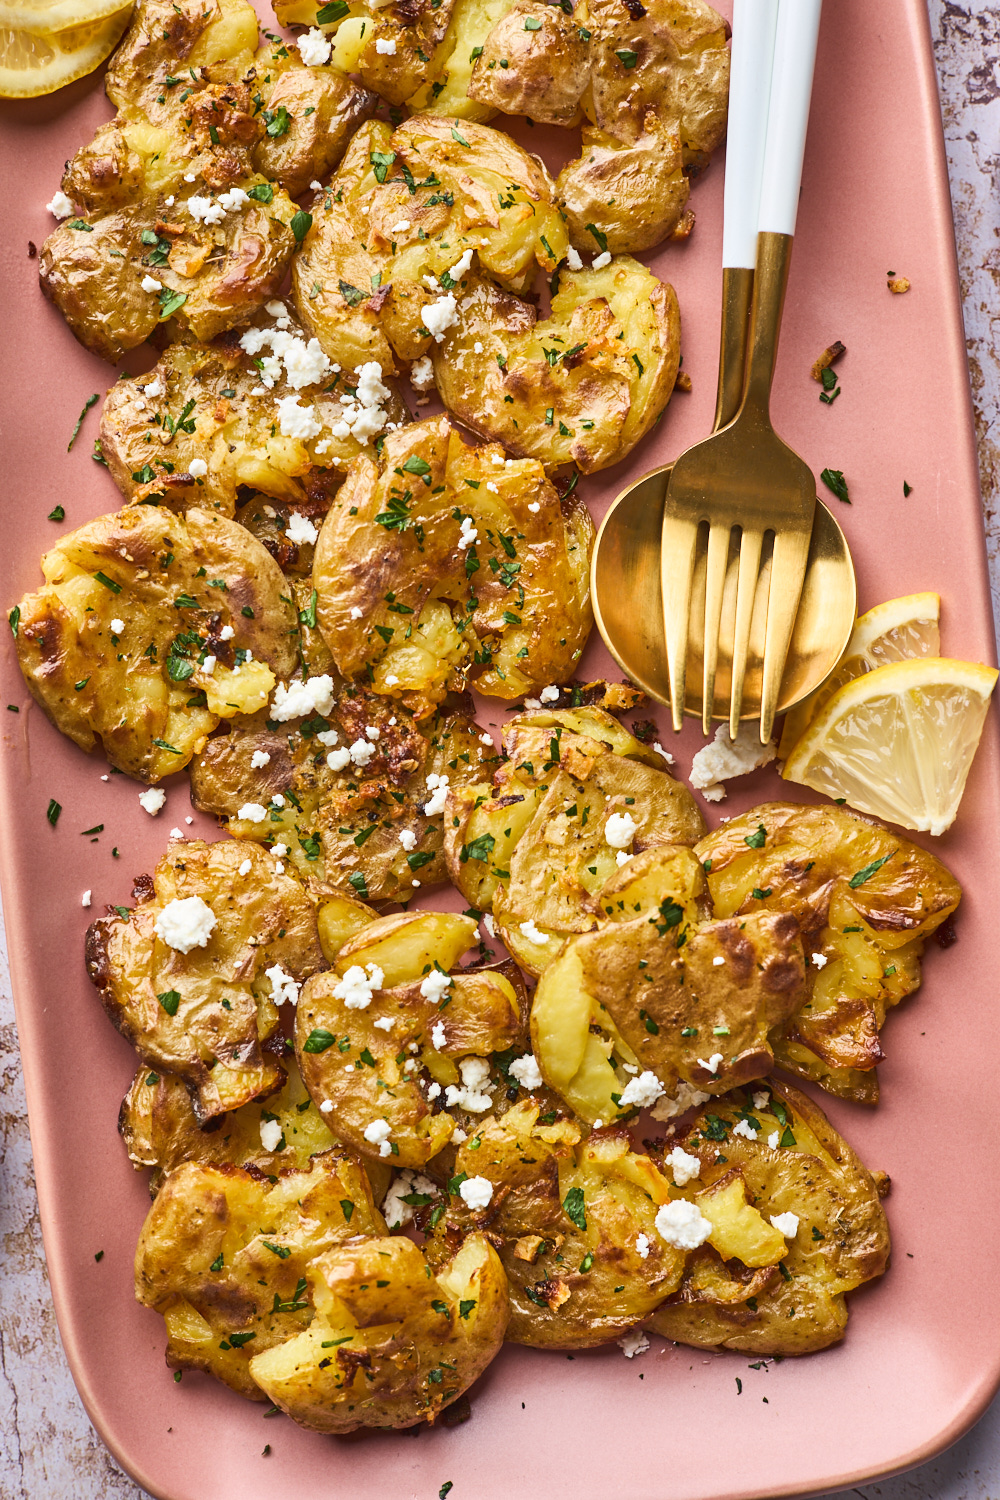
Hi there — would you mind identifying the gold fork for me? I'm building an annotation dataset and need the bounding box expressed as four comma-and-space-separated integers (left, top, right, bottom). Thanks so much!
661, 0, 824, 742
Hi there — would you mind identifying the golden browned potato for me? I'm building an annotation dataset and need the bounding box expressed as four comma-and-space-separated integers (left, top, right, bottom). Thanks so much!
427, 1105, 686, 1346
432, 261, 681, 473
248, 1232, 508, 1430
135, 1150, 386, 1397
11, 506, 296, 781
649, 1079, 891, 1354
292, 115, 567, 374
190, 692, 495, 902
697, 803, 962, 1104
296, 912, 528, 1169
105, 0, 260, 120
467, 1, 587, 125
444, 707, 704, 967
311, 416, 594, 716
529, 844, 807, 1125
99, 305, 411, 518
86, 839, 325, 1120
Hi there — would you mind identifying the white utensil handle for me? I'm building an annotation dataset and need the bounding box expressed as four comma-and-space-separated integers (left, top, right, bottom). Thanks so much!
722, 0, 779, 270
757, 0, 823, 236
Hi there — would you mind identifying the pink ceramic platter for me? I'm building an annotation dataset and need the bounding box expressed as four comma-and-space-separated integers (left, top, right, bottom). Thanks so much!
1, 1, 998, 1497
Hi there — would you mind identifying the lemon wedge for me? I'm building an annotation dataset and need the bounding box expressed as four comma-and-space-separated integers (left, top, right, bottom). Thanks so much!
778, 591, 941, 758
0, 0, 127, 34
782, 655, 997, 835
0, 5, 130, 97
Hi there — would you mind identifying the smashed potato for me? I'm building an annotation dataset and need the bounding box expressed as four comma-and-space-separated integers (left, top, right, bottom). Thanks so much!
444, 707, 704, 970
296, 912, 527, 1169
530, 844, 807, 1125
190, 691, 494, 902
697, 804, 962, 1103
249, 1232, 508, 1430
11, 506, 296, 781
86, 840, 324, 1120
312, 416, 594, 714
99, 304, 411, 517
135, 1150, 386, 1397
292, 116, 566, 373
431, 260, 681, 473
649, 1080, 890, 1354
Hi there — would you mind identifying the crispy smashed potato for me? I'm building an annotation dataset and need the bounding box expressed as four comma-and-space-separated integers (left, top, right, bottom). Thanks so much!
276, 0, 459, 110
697, 804, 961, 1104
11, 506, 296, 781
296, 912, 528, 1169
190, 691, 494, 902
135, 1150, 386, 1397
431, 261, 681, 473
312, 417, 594, 714
650, 1080, 890, 1354
249, 1232, 508, 1430
99, 305, 410, 517
428, 1104, 685, 1346
292, 116, 566, 373
86, 840, 324, 1120
444, 708, 704, 970
531, 844, 807, 1125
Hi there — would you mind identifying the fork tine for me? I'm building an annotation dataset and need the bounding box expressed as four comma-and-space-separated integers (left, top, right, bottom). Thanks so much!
759, 524, 813, 742
701, 521, 732, 734
729, 526, 764, 738
661, 512, 701, 731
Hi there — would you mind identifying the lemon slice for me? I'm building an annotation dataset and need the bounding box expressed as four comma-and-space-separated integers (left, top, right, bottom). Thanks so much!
0, 0, 127, 35
778, 591, 941, 758
0, 5, 130, 96
782, 655, 998, 835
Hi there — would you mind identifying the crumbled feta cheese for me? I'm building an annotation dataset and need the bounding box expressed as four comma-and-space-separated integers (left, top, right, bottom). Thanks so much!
768, 1131, 780, 1149
635, 1233, 650, 1259
697, 1052, 724, 1076
604, 810, 637, 848
143, 376, 165, 399
444, 1056, 494, 1113
298, 26, 332, 64
485, 481, 499, 493
445, 248, 474, 283
286, 511, 319, 546
239, 326, 331, 391
327, 361, 392, 444
319, 1099, 334, 1114
187, 457, 208, 478
518, 919, 549, 945
139, 787, 166, 816
375, 36, 397, 53
459, 1175, 494, 1210
140, 274, 162, 293
664, 1146, 702, 1186
350, 605, 364, 620
527, 501, 540, 513
422, 292, 458, 342
752, 1091, 770, 1110
457, 515, 478, 549
316, 731, 339, 748
652, 741, 675, 766
732, 1118, 758, 1141
236, 859, 253, 878
770, 1211, 800, 1238
327, 747, 351, 771
651, 1082, 712, 1122
46, 190, 74, 219
349, 737, 375, 767
271, 843, 288, 857
155, 895, 217, 954
565, 246, 583, 271
277, 396, 323, 441
110, 617, 125, 634
274, 861, 285, 875
617, 1070, 664, 1110
534, 685, 558, 704
382, 1169, 437, 1229
219, 624, 234, 640
217, 187, 249, 213
423, 772, 449, 815
509, 1053, 544, 1090
452, 1127, 468, 1143
397, 828, 417, 851
266, 963, 300, 1007
259, 1118, 283, 1152
618, 1330, 649, 1358
479, 731, 494, 747
811, 952, 828, 969
591, 251, 612, 269
363, 1119, 392, 1156
238, 802, 268, 822
186, 194, 225, 225
688, 721, 777, 801
712, 955, 725, 966
334, 963, 384, 1010
373, 1016, 394, 1032
482, 912, 496, 938
249, 750, 271, 770
391, 220, 411, 234
410, 355, 435, 390
431, 1020, 447, 1049
271, 674, 336, 721
655, 1198, 712, 1250
266, 300, 286, 318
420, 970, 453, 1004
81, 889, 92, 908
473, 340, 483, 354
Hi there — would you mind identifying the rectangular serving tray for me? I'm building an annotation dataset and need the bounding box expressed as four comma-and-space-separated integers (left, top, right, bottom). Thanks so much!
2, 1, 999, 1496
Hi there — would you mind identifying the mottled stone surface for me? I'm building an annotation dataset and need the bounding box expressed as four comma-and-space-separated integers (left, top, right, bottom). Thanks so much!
2, 3, 999, 1496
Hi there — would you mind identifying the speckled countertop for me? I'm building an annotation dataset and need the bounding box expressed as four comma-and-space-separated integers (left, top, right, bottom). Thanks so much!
2, 4, 999, 1496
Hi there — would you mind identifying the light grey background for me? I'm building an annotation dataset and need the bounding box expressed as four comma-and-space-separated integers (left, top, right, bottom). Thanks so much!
3, 3, 1000, 1496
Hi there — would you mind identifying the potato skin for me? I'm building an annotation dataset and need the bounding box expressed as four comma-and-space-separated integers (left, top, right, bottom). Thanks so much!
697, 803, 962, 1103
87, 840, 324, 1121
649, 1079, 891, 1355
11, 506, 296, 781
431, 262, 680, 473
248, 1233, 509, 1431
135, 1151, 386, 1397
468, 1, 588, 125
250, 39, 378, 199
311, 416, 594, 715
